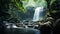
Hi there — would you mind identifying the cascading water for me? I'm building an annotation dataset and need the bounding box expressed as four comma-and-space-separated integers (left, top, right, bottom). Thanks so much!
33, 7, 45, 22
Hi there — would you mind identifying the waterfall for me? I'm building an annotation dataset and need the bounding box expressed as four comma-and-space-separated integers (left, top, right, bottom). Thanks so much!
33, 7, 45, 22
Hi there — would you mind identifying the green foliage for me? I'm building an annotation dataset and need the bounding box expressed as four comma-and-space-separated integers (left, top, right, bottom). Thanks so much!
46, 0, 56, 15
22, 0, 47, 8
49, 0, 56, 11
14, 0, 26, 13
50, 0, 56, 6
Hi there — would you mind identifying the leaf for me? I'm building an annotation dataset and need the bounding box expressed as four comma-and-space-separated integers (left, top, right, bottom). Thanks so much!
15, 0, 26, 13
50, 0, 56, 6
51, 10, 57, 13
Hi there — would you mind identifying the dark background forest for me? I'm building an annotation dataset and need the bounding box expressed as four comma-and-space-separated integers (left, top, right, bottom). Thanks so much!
0, 0, 60, 34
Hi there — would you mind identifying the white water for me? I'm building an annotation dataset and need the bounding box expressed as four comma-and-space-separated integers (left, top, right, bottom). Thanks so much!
33, 7, 44, 22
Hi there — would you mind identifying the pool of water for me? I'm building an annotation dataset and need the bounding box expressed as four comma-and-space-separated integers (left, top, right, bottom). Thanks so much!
5, 28, 40, 34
